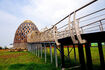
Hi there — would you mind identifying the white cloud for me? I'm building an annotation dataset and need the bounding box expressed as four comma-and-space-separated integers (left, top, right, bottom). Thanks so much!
0, 10, 19, 47
21, 0, 90, 29
0, 10, 18, 25
0, 0, 102, 47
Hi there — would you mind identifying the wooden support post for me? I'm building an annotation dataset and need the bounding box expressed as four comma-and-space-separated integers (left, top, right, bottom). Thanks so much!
78, 44, 86, 70
36, 45, 37, 56
32, 44, 34, 54
46, 45, 48, 54
41, 44, 42, 58
54, 44, 58, 67
35, 45, 36, 54
30, 44, 31, 52
33, 45, 35, 54
33, 45, 34, 53
34, 44, 36, 54
60, 44, 65, 68
50, 44, 53, 63
85, 43, 93, 70
44, 44, 47, 63
31, 44, 32, 52
33, 46, 34, 54
29, 44, 30, 52
98, 42, 105, 70
39, 44, 40, 57
27, 44, 29, 51
38, 45, 39, 57
67, 46, 70, 60
35, 45, 36, 55
31, 44, 32, 53
30, 44, 32, 53
73, 45, 77, 63
32, 44, 34, 53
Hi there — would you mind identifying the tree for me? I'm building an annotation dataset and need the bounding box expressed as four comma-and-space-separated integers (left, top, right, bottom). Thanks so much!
4, 46, 8, 49
0, 46, 2, 49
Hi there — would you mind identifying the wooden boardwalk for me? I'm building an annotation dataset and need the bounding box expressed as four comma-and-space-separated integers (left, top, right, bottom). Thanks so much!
27, 1, 105, 70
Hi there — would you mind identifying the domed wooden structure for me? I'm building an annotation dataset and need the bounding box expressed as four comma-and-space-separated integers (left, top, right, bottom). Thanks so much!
13, 20, 39, 49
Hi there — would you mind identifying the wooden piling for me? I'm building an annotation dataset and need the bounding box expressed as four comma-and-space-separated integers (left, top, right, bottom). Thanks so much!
54, 44, 58, 67
98, 42, 105, 70
85, 43, 93, 70
41, 44, 42, 58
50, 44, 53, 63
44, 44, 47, 63
60, 44, 65, 68
78, 44, 86, 70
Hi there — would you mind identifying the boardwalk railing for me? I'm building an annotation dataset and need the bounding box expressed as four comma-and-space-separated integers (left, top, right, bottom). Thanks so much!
27, 0, 105, 70
27, 1, 105, 45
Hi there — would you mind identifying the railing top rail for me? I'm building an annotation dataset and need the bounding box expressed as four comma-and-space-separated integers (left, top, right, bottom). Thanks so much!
80, 18, 105, 28
57, 7, 105, 30
43, 0, 97, 32
78, 8, 105, 20
53, 0, 97, 26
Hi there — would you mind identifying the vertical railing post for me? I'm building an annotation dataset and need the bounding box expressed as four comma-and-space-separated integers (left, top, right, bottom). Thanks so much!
99, 20, 104, 31
98, 42, 105, 70
80, 27, 84, 34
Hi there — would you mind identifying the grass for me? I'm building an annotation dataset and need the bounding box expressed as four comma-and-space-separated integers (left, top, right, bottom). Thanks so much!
45, 46, 105, 70
0, 51, 61, 70
0, 45, 105, 70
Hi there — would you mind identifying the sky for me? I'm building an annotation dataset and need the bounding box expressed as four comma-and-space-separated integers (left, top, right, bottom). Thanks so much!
0, 0, 105, 48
